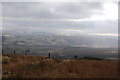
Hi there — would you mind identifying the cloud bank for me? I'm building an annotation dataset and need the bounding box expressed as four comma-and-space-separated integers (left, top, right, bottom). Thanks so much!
2, 2, 118, 37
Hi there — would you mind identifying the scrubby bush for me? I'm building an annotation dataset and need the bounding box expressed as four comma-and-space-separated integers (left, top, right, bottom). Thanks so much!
82, 56, 103, 60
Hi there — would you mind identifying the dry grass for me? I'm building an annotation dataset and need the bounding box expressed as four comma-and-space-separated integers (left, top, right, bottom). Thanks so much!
2, 54, 119, 78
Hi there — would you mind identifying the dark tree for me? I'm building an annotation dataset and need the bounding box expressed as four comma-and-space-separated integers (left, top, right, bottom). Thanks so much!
25, 50, 30, 55
48, 53, 51, 58
74, 56, 77, 59
14, 50, 15, 55
2, 49, 3, 54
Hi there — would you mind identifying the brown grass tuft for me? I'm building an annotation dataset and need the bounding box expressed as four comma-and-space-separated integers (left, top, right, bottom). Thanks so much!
2, 54, 119, 78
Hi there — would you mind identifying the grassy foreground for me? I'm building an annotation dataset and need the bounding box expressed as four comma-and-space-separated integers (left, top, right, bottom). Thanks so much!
2, 54, 119, 78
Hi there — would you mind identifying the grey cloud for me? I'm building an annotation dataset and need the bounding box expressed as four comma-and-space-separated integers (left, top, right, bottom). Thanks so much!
3, 17, 117, 34
3, 2, 103, 19
2, 2, 118, 36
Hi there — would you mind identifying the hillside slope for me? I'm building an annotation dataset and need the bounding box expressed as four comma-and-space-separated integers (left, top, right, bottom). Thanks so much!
2, 54, 119, 78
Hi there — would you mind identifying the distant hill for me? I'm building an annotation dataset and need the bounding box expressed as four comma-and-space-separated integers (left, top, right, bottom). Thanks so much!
2, 34, 117, 48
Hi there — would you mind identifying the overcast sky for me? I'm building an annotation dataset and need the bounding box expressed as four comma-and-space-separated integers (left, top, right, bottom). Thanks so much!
2, 2, 118, 36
